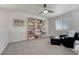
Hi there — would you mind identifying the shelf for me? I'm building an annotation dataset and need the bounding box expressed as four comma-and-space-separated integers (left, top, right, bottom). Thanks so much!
27, 18, 46, 40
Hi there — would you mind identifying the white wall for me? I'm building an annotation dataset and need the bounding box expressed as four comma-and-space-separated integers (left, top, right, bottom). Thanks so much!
70, 10, 79, 31
48, 10, 79, 36
0, 10, 10, 54
7, 11, 48, 42
0, 9, 48, 54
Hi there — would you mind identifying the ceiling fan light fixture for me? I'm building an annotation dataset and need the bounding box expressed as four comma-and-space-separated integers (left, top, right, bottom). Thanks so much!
43, 10, 48, 13
39, 4, 54, 14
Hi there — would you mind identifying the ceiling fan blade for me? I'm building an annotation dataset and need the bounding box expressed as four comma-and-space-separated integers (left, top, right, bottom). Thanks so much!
39, 11, 43, 14
48, 10, 54, 13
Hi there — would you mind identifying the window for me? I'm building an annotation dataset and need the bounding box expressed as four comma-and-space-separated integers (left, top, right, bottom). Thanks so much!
55, 19, 68, 30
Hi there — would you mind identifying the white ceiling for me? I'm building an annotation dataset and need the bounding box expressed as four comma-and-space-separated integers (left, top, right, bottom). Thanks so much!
0, 4, 79, 18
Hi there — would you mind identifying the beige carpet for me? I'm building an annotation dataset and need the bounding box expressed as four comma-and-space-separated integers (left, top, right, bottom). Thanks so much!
2, 38, 76, 55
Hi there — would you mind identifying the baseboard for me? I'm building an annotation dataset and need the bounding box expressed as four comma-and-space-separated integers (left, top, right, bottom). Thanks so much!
8, 39, 27, 43
0, 41, 8, 54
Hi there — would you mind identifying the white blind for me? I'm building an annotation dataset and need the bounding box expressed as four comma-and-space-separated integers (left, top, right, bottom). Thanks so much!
55, 19, 68, 30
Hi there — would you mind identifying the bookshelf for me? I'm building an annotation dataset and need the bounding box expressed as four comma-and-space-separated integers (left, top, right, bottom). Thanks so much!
27, 18, 46, 40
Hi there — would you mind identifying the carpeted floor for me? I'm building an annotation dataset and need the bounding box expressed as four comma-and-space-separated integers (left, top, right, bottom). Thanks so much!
2, 38, 76, 55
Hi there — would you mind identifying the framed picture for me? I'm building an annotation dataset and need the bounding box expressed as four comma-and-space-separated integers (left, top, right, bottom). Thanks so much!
14, 19, 24, 27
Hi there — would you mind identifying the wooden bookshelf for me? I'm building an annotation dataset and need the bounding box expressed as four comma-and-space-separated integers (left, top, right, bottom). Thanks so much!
27, 18, 46, 40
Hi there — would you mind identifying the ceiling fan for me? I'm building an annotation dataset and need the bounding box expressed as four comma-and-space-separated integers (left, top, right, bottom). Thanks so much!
39, 4, 54, 14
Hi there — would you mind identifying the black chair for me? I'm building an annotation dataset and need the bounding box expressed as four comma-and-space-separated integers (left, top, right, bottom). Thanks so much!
60, 32, 79, 48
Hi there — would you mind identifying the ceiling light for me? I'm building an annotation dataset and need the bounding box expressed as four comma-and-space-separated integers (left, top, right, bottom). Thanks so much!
43, 10, 48, 13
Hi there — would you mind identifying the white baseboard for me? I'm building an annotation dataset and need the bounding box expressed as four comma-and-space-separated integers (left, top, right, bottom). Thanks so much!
0, 41, 8, 54
8, 39, 27, 43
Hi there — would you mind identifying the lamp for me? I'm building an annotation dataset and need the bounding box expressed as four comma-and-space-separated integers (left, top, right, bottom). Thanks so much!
43, 9, 48, 13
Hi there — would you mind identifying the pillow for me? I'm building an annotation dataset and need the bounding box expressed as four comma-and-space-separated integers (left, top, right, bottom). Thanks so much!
67, 31, 76, 37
